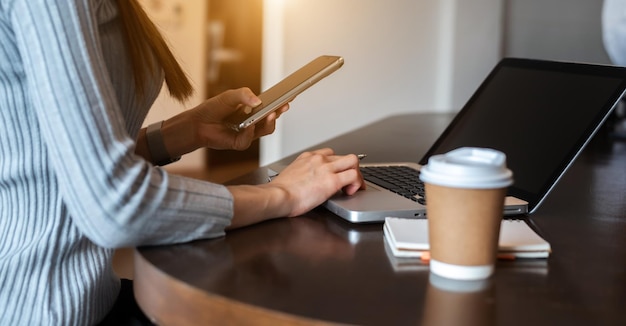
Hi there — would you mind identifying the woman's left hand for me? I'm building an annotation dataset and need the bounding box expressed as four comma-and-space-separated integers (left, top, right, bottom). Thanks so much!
189, 87, 289, 151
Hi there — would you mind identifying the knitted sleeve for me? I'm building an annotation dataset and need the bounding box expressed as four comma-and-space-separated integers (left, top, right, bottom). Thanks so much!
8, 0, 234, 247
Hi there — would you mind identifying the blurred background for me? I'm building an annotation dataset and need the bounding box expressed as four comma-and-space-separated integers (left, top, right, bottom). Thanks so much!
138, 0, 615, 180
114, 0, 620, 280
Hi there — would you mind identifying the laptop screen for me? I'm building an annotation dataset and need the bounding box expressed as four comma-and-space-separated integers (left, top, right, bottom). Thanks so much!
420, 58, 626, 213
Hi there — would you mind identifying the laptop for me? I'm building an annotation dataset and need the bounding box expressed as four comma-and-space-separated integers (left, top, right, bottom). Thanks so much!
270, 58, 626, 223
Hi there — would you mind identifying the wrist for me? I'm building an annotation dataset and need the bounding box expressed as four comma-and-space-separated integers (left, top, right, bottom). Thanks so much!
146, 121, 181, 166
160, 112, 203, 158
263, 184, 293, 217
227, 184, 292, 229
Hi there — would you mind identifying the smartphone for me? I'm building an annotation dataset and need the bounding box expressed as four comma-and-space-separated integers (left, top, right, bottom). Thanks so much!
225, 55, 344, 131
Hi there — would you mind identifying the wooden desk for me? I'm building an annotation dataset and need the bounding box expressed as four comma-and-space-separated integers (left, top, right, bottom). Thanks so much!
134, 113, 626, 326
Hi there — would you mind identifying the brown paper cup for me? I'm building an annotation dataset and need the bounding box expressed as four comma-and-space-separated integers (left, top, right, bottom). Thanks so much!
419, 147, 513, 280
425, 183, 507, 279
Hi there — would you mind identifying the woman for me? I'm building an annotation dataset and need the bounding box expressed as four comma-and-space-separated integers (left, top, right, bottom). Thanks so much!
0, 0, 364, 324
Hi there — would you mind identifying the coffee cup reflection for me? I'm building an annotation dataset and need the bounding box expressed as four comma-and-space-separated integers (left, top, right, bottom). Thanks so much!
421, 272, 496, 326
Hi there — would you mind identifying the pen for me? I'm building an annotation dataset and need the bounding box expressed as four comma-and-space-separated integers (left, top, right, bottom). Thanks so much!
418, 252, 516, 261
357, 154, 367, 160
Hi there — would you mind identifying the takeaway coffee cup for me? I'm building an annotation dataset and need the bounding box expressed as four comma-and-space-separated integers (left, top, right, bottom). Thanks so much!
419, 147, 513, 280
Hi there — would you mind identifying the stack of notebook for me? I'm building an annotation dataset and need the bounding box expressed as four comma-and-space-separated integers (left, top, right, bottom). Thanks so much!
383, 217, 551, 260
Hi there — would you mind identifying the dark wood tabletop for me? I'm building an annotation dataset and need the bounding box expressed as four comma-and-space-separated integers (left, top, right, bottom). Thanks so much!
134, 113, 626, 326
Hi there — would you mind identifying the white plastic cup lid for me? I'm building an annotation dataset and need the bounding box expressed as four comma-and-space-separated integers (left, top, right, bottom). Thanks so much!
419, 147, 513, 189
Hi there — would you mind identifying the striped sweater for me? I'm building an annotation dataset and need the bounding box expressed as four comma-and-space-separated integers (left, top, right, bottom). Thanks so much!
0, 1, 233, 324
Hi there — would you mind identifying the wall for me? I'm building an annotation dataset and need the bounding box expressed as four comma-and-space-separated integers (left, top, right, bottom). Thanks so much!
503, 0, 610, 64
141, 0, 209, 170
260, 0, 503, 164
138, 0, 611, 169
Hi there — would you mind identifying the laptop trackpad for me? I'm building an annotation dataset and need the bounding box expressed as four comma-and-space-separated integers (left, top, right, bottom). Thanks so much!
329, 186, 422, 210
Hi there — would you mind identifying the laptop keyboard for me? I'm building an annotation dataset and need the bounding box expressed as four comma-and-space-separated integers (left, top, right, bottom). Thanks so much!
360, 166, 427, 205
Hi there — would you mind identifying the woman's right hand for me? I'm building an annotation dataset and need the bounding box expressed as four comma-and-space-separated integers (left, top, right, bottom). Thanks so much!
226, 148, 365, 229
268, 148, 366, 217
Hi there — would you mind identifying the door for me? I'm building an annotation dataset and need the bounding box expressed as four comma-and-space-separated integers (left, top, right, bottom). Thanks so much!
205, 0, 264, 180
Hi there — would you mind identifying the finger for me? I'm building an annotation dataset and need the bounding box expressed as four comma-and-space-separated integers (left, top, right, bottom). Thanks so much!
256, 114, 277, 136
254, 125, 276, 139
327, 153, 359, 171
311, 148, 335, 156
337, 169, 365, 195
222, 87, 261, 108
330, 155, 366, 193
296, 148, 335, 160
261, 111, 278, 127
275, 104, 290, 118
251, 105, 289, 138
257, 104, 287, 128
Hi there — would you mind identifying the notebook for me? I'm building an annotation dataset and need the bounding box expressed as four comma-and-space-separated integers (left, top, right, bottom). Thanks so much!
268, 58, 626, 223
383, 217, 551, 259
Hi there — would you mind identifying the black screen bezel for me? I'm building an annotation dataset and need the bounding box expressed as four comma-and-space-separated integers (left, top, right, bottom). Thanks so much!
418, 58, 626, 213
